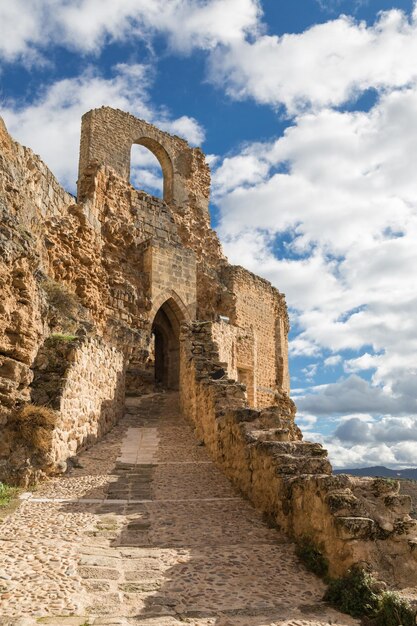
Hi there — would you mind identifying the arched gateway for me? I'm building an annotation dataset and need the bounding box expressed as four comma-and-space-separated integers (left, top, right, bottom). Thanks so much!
151, 296, 186, 389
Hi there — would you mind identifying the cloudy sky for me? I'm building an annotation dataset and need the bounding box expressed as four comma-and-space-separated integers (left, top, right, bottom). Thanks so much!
1, 0, 417, 469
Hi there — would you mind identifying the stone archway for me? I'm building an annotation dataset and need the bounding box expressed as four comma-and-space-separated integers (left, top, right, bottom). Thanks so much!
132, 137, 174, 204
125, 291, 191, 396
77, 107, 210, 213
151, 296, 186, 389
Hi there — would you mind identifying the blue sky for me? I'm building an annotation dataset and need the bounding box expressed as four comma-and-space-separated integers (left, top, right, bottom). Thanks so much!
1, 0, 417, 469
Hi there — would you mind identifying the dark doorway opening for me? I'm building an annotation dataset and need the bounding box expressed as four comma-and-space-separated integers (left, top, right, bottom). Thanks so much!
151, 298, 184, 390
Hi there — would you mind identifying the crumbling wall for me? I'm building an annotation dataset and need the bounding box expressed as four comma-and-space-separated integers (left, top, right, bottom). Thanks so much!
50, 335, 125, 462
211, 320, 256, 406
222, 265, 290, 404
78, 107, 210, 214
180, 321, 417, 587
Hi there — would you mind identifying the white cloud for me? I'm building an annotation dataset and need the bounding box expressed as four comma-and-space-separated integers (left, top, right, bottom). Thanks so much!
130, 144, 163, 194
324, 355, 342, 367
213, 150, 271, 196
326, 415, 417, 469
0, 0, 261, 62
158, 115, 205, 146
0, 64, 205, 191
208, 5, 417, 113
214, 84, 417, 395
296, 374, 417, 417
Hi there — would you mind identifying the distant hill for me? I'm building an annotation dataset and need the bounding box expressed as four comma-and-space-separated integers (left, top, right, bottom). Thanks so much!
334, 466, 417, 480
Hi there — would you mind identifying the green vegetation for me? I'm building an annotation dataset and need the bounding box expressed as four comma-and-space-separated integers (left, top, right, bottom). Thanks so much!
373, 592, 416, 626
296, 540, 416, 624
0, 482, 19, 507
48, 332, 78, 343
324, 565, 416, 624
324, 565, 380, 617
295, 537, 329, 578
41, 277, 81, 313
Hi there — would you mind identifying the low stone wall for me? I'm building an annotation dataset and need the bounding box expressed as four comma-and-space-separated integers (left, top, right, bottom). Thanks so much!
52, 336, 125, 463
180, 321, 417, 587
2, 334, 125, 484
36, 335, 125, 464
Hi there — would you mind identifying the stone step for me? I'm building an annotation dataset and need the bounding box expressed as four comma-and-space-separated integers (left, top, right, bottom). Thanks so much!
256, 440, 328, 458
335, 516, 375, 540
325, 489, 367, 516
271, 454, 332, 476
246, 427, 290, 442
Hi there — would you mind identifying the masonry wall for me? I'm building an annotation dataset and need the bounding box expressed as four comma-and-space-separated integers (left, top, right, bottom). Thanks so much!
2, 334, 125, 485
223, 266, 290, 405
180, 321, 417, 587
143, 240, 196, 320
78, 107, 210, 214
53, 336, 125, 462
211, 321, 256, 406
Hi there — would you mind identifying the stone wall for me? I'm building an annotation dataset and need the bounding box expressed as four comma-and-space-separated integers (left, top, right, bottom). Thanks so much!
52, 336, 125, 463
143, 240, 196, 320
2, 334, 125, 485
0, 117, 75, 431
180, 321, 417, 587
78, 107, 210, 214
211, 321, 256, 406
223, 265, 290, 405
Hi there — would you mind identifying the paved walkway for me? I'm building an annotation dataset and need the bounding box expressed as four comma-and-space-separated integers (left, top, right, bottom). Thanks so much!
0, 393, 358, 625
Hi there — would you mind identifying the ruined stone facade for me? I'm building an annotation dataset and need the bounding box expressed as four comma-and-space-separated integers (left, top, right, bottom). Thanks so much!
0, 107, 416, 586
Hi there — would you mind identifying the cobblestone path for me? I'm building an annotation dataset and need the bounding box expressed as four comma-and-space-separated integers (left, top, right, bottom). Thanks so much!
0, 393, 358, 626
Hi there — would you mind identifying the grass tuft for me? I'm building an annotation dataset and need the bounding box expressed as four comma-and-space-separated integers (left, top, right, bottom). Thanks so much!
41, 278, 80, 317
12, 404, 58, 454
295, 537, 329, 578
48, 333, 78, 343
0, 482, 19, 507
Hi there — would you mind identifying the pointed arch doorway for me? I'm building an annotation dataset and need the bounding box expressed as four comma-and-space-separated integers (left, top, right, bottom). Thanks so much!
151, 296, 186, 390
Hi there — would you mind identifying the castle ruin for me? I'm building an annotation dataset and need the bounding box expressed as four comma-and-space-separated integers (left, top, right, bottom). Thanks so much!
1, 107, 417, 586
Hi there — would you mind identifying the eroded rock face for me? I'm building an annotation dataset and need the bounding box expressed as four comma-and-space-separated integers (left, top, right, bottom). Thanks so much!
1, 108, 415, 586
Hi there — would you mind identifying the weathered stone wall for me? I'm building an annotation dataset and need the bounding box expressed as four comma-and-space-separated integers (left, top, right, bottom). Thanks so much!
78, 107, 210, 214
211, 321, 256, 406
180, 321, 417, 587
223, 265, 290, 405
143, 240, 196, 321
0, 118, 73, 230
2, 334, 125, 484
0, 117, 75, 431
52, 336, 125, 462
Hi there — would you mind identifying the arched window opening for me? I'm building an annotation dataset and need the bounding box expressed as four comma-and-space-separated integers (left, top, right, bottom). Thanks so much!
130, 137, 174, 203
130, 144, 163, 199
